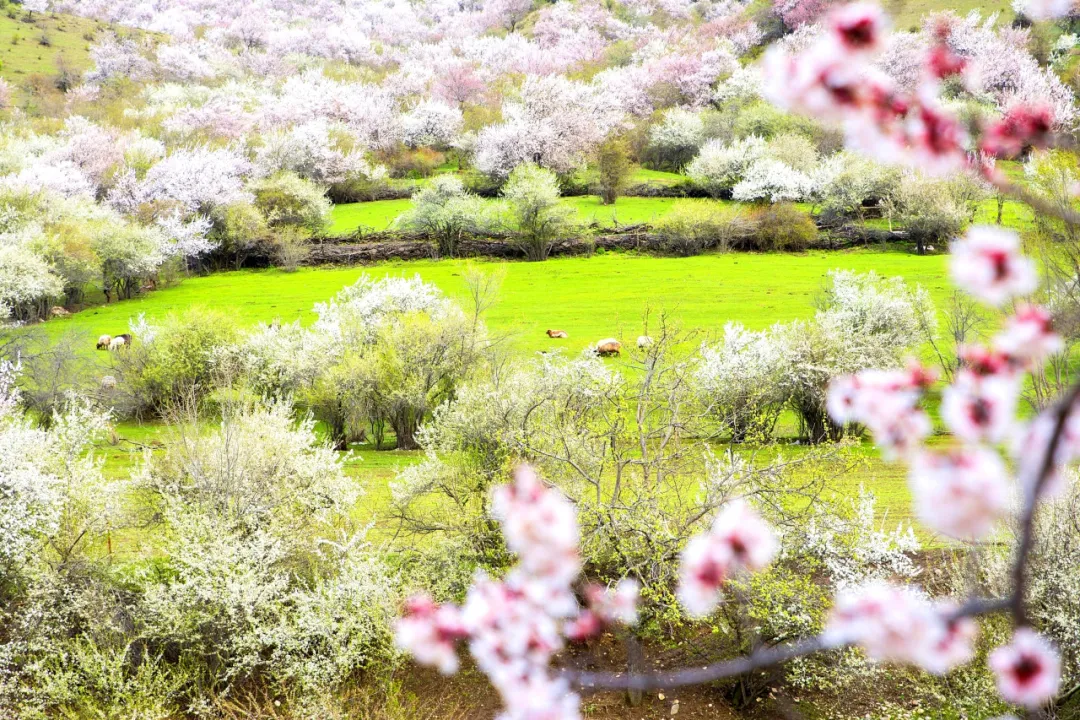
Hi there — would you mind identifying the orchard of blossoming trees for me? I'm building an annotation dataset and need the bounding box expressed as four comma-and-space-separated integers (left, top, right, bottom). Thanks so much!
5, 0, 1080, 717
0, 0, 1075, 318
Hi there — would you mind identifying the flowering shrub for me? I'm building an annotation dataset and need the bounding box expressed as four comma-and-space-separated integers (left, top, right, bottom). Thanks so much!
501, 163, 576, 261
646, 108, 705, 170
397, 175, 497, 257
685, 135, 767, 198
696, 321, 790, 440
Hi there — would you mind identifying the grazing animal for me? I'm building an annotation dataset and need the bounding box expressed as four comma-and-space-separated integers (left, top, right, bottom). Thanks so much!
100, 375, 117, 390
637, 335, 654, 349
108, 334, 132, 351
596, 338, 621, 356
96, 334, 112, 350
50, 306, 70, 317
546, 329, 568, 338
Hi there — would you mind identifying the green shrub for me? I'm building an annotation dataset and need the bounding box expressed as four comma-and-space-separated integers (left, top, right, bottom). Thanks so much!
591, 135, 632, 205
251, 171, 331, 235
111, 308, 237, 418
733, 101, 821, 142
655, 201, 753, 256
749, 203, 818, 251
209, 201, 270, 269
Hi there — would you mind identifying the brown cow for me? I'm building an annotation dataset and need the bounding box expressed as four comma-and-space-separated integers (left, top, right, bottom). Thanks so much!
546, 329, 568, 338
596, 338, 621, 356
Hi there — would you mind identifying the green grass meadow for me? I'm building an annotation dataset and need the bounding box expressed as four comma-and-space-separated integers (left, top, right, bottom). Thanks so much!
49, 249, 951, 355
66, 248, 952, 544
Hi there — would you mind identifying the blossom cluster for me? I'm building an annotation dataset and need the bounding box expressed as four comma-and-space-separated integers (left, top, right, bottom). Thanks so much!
826, 222, 1063, 705
762, 3, 1056, 179
395, 465, 643, 720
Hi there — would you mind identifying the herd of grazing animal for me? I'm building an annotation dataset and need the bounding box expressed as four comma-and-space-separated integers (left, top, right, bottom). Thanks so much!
544, 329, 651, 358
97, 333, 133, 351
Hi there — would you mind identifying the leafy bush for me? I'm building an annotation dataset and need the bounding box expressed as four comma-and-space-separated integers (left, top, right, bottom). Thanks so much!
765, 133, 819, 174
209, 201, 270, 269
111, 308, 237, 418
732, 100, 823, 142
502, 163, 577, 261
655, 201, 753, 255
397, 175, 496, 257
251, 171, 332, 235
591, 135, 632, 205
749, 203, 817, 251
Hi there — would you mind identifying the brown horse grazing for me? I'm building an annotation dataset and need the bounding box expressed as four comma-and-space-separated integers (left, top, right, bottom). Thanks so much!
596, 338, 621, 356
546, 329, 568, 338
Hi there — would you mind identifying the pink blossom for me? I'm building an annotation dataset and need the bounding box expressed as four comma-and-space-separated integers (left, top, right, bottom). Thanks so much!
993, 305, 1063, 370
494, 672, 581, 720
941, 371, 1020, 444
960, 345, 1016, 378
950, 226, 1038, 306
903, 101, 969, 175
564, 610, 603, 642
677, 500, 776, 617
923, 612, 979, 675
827, 583, 975, 673
981, 105, 1054, 159
394, 594, 468, 674
989, 628, 1061, 708
584, 578, 640, 627
1012, 409, 1080, 500
492, 465, 581, 587
826, 365, 934, 460
908, 447, 1010, 540
827, 2, 889, 55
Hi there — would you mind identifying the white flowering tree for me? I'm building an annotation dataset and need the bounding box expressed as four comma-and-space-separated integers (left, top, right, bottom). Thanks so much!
397, 175, 496, 257
646, 108, 705, 170
696, 322, 791, 441
501, 163, 576, 261
686, 136, 767, 198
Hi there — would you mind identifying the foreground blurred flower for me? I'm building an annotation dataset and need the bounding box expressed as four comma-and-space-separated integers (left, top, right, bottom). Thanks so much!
826, 582, 975, 673
950, 226, 1037, 306
677, 500, 777, 617
989, 628, 1061, 708
908, 448, 1009, 540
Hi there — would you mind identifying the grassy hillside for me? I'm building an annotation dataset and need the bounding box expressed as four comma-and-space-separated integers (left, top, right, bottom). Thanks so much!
0, 8, 104, 86
883, 0, 1014, 29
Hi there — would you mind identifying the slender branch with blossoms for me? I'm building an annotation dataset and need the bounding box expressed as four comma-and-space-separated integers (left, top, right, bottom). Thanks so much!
393, 3, 1080, 718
